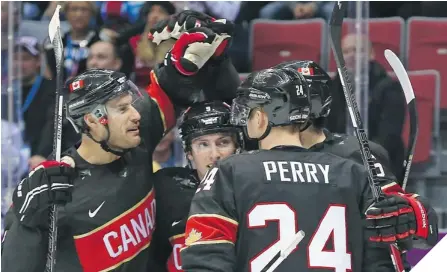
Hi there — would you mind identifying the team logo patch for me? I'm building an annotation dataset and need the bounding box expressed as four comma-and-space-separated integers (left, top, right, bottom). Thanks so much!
70, 80, 84, 92
297, 67, 314, 76
185, 228, 202, 246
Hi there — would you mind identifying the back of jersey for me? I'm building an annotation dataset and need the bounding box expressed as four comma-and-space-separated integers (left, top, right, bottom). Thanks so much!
232, 147, 370, 272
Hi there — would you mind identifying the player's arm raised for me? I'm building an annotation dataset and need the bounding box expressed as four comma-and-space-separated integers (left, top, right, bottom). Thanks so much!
143, 17, 236, 154
181, 161, 238, 272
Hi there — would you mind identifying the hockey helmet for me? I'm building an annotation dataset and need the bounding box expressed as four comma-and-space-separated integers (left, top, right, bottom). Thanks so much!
65, 69, 144, 134
230, 67, 311, 140
179, 101, 244, 152
274, 60, 332, 119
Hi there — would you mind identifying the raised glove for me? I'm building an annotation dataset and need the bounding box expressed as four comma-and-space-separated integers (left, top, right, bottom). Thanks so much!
364, 193, 429, 245
13, 159, 75, 228
149, 10, 217, 45
166, 23, 231, 76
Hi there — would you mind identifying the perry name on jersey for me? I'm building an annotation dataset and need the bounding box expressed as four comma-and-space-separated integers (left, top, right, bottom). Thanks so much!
263, 160, 329, 184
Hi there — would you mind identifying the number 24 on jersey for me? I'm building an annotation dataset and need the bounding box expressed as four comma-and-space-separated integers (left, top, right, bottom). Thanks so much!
249, 203, 352, 272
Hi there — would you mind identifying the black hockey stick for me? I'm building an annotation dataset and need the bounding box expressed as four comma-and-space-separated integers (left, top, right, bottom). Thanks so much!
46, 5, 64, 272
329, 3, 406, 272
261, 230, 305, 272
329, 2, 383, 201
384, 49, 418, 191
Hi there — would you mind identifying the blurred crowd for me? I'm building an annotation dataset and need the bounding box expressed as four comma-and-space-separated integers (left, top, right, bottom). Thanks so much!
1, 1, 447, 223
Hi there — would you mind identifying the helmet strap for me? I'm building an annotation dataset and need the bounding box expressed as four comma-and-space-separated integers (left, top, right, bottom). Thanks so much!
244, 122, 272, 142
86, 125, 127, 157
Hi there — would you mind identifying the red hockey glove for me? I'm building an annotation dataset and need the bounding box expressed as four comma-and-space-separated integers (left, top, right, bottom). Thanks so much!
149, 10, 217, 45
12, 159, 75, 228
364, 193, 429, 245
165, 23, 231, 76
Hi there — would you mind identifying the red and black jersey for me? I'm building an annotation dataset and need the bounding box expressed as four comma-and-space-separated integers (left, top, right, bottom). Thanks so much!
1, 71, 175, 272
181, 146, 392, 272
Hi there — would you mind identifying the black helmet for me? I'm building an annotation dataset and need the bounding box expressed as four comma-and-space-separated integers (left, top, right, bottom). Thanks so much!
273, 60, 332, 120
65, 69, 143, 156
230, 67, 311, 140
65, 69, 142, 133
179, 101, 244, 152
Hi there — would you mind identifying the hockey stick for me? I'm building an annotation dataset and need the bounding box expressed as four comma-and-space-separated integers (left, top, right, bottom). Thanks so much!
384, 49, 418, 191
329, 1, 383, 201
329, 3, 406, 272
46, 5, 64, 272
261, 230, 305, 272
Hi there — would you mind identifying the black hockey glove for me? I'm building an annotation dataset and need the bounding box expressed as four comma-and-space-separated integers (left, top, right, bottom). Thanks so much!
153, 23, 233, 106
149, 10, 219, 44
364, 192, 429, 246
163, 22, 233, 76
12, 159, 75, 228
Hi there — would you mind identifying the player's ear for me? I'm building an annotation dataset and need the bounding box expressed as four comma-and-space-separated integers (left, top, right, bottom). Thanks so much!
187, 151, 193, 162
259, 110, 269, 131
84, 114, 98, 128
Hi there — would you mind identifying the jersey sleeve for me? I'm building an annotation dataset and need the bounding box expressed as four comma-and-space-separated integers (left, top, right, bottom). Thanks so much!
362, 244, 405, 272
141, 70, 176, 155
181, 163, 238, 272
350, 164, 396, 270
1, 214, 47, 272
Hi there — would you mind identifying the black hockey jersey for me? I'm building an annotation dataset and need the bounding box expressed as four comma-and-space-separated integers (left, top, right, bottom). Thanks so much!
1, 75, 174, 272
152, 167, 199, 271
181, 146, 384, 272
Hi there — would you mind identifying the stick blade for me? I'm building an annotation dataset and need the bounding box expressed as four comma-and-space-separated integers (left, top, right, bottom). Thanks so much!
49, 5, 62, 43
384, 49, 415, 104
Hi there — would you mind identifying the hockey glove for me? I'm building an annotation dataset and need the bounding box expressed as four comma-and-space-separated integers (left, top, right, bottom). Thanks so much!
164, 22, 232, 76
364, 193, 429, 245
149, 10, 218, 45
12, 159, 75, 228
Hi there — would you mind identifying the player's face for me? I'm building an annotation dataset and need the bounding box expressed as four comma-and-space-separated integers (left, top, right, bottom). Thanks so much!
106, 93, 142, 149
188, 133, 237, 180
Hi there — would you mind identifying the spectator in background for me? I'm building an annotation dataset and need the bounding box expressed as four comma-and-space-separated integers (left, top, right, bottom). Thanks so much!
153, 129, 186, 169
96, 1, 146, 77
259, 1, 335, 21
326, 34, 406, 179
130, 1, 176, 87
44, 1, 100, 81
87, 40, 122, 71
14, 36, 56, 169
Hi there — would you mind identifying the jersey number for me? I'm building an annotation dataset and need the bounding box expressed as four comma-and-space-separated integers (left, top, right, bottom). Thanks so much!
248, 203, 351, 272
196, 167, 218, 193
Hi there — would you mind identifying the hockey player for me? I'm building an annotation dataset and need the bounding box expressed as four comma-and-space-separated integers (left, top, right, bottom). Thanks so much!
282, 60, 438, 250
181, 67, 388, 271
1, 18, 237, 271
152, 101, 244, 271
